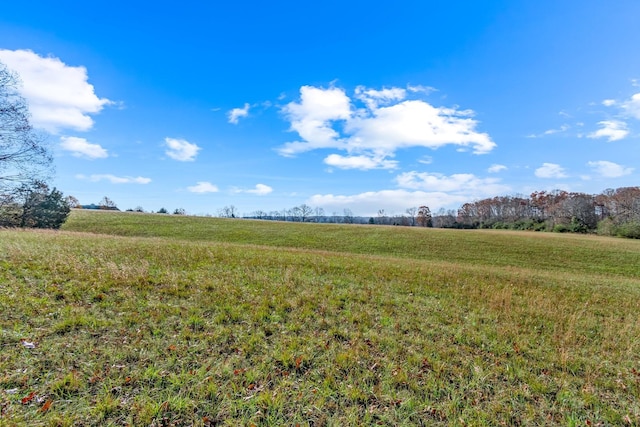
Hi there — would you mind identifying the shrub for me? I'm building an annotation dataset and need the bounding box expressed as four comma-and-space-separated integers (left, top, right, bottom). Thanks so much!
0, 181, 70, 229
616, 221, 640, 239
597, 218, 616, 237
553, 223, 570, 233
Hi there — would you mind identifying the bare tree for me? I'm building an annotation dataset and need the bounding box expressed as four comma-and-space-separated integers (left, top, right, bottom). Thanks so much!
0, 62, 51, 193
406, 207, 418, 226
343, 208, 354, 224
298, 204, 314, 222
65, 195, 80, 208
432, 208, 457, 228
269, 210, 281, 221
252, 210, 267, 219
377, 209, 387, 225
99, 196, 118, 210
219, 205, 237, 218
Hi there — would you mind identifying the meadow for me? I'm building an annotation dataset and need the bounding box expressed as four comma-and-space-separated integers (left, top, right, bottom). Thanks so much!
1, 209, 639, 426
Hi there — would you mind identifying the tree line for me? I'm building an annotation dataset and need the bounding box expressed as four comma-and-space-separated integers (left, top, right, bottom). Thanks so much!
454, 188, 640, 238
236, 188, 640, 239
244, 204, 434, 226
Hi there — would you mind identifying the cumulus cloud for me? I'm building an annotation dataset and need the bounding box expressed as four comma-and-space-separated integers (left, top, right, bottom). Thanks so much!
0, 49, 111, 133
535, 163, 567, 179
587, 160, 634, 178
587, 120, 629, 142
277, 84, 495, 169
488, 164, 507, 173
622, 93, 640, 119
602, 99, 616, 107
76, 174, 151, 184
164, 137, 201, 161
187, 181, 219, 193
228, 103, 250, 124
324, 154, 398, 170
60, 136, 108, 159
278, 85, 351, 157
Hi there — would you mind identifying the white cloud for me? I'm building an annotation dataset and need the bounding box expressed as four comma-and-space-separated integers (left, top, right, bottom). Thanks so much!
187, 181, 219, 193
246, 184, 273, 195
535, 163, 567, 179
396, 171, 509, 195
527, 124, 570, 138
587, 120, 629, 142
407, 85, 437, 94
60, 136, 108, 159
277, 85, 495, 168
587, 160, 634, 178
164, 137, 201, 161
544, 124, 570, 135
602, 99, 616, 107
488, 164, 507, 173
232, 184, 274, 195
622, 93, 640, 119
228, 103, 250, 124
77, 174, 151, 184
346, 100, 495, 154
354, 86, 406, 109
0, 49, 111, 133
278, 85, 352, 157
324, 154, 398, 170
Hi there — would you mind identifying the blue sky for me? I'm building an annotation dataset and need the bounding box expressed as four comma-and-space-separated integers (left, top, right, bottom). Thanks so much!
1, 1, 639, 216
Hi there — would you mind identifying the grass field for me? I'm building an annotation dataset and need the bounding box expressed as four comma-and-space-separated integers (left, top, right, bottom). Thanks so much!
1, 209, 640, 425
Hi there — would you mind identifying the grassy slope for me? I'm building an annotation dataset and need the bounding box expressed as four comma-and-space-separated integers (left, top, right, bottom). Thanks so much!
0, 210, 639, 426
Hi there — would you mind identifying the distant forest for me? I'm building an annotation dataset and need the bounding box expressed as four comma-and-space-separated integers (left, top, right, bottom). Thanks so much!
243, 186, 640, 239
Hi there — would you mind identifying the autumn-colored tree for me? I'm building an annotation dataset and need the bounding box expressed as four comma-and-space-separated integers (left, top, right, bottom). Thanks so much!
417, 205, 432, 227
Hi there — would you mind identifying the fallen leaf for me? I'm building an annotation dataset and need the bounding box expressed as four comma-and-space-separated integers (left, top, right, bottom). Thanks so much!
39, 399, 52, 413
21, 391, 36, 405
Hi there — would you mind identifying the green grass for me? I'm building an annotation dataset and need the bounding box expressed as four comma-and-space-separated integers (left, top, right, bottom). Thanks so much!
1, 209, 639, 425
